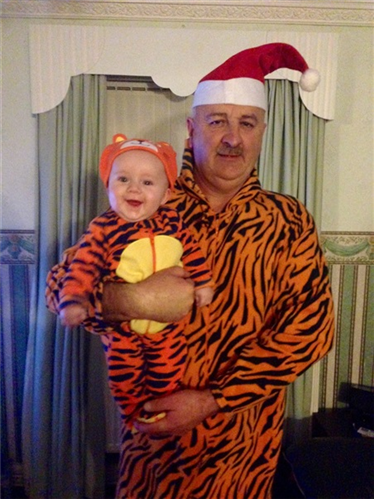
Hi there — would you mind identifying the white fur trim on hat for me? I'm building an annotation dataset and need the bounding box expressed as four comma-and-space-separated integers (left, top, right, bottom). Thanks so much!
192, 78, 267, 110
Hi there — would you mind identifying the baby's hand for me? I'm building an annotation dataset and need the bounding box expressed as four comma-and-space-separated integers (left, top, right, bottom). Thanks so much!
194, 286, 214, 308
60, 304, 88, 327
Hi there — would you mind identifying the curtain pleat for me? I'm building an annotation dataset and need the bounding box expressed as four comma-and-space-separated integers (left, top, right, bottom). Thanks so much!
259, 80, 325, 224
259, 80, 326, 444
22, 74, 108, 498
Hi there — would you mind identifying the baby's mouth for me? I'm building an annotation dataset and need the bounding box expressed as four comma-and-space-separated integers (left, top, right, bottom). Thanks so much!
126, 199, 142, 207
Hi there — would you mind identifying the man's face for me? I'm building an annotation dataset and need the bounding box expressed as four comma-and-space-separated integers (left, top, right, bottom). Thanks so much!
187, 104, 266, 195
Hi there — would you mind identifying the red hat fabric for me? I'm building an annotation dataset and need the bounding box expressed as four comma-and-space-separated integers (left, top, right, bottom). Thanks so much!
100, 134, 178, 189
192, 42, 320, 110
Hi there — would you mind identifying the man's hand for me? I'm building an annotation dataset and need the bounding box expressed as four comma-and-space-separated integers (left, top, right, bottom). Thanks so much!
102, 267, 195, 323
133, 389, 220, 437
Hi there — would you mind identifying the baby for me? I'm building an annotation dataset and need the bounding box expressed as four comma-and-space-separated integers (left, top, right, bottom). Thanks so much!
57, 134, 213, 425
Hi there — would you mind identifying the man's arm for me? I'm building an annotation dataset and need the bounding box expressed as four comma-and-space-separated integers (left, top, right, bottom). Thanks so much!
46, 248, 195, 330
208, 218, 335, 416
102, 267, 195, 323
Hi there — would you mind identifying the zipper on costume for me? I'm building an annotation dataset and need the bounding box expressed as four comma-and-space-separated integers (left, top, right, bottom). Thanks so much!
150, 232, 156, 274
145, 231, 156, 335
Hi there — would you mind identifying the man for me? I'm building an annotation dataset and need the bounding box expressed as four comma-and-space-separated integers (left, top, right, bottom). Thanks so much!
46, 43, 334, 498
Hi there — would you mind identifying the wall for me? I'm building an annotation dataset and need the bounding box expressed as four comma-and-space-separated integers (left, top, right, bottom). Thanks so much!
322, 27, 373, 231
2, 18, 37, 231
1, 13, 373, 232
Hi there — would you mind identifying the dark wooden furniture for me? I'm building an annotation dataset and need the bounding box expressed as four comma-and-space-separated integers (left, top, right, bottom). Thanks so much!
285, 406, 374, 498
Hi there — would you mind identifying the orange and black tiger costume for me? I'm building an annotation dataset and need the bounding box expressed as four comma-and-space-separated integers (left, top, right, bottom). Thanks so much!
46, 148, 334, 499
56, 205, 212, 424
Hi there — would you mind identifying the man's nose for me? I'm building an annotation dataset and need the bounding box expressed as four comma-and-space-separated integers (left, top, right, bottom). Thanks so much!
222, 124, 242, 147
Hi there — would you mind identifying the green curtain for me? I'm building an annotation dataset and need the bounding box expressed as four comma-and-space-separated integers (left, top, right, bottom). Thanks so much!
22, 74, 108, 498
259, 80, 326, 444
259, 80, 325, 226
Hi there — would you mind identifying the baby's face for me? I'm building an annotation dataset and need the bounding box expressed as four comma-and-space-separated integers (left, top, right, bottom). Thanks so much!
107, 150, 170, 222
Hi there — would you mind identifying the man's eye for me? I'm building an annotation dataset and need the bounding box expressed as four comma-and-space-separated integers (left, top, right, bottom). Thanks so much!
241, 121, 256, 129
209, 119, 224, 127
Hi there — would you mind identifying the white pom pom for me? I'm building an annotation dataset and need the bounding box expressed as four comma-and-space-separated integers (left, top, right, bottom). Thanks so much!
299, 68, 320, 92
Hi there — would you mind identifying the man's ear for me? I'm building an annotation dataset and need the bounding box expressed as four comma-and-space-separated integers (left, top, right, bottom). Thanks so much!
261, 122, 267, 140
186, 117, 194, 145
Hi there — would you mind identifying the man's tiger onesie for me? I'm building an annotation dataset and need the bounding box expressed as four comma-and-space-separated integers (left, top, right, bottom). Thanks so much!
46, 148, 334, 499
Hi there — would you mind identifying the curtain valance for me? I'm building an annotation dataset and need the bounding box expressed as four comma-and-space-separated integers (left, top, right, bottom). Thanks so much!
29, 25, 338, 119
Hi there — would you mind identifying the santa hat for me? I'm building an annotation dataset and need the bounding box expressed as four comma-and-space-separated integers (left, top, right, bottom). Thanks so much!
192, 42, 320, 110
99, 134, 178, 189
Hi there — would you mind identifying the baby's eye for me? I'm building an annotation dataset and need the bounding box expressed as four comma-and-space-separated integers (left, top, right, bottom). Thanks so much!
143, 180, 154, 186
118, 176, 128, 183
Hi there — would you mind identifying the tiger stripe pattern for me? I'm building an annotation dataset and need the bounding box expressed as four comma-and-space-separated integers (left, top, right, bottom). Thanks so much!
51, 205, 212, 425
46, 147, 334, 499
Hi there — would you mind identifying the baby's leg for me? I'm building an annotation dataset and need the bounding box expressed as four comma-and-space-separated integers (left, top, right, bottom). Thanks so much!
141, 323, 187, 398
102, 327, 147, 425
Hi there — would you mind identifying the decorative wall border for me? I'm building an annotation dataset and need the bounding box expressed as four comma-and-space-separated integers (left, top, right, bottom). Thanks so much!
321, 231, 374, 264
1, 230, 373, 264
1, 1, 373, 27
0, 231, 36, 264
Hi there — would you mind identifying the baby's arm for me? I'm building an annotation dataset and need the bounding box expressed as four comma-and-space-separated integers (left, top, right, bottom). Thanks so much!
194, 286, 214, 308
59, 217, 107, 325
60, 303, 88, 327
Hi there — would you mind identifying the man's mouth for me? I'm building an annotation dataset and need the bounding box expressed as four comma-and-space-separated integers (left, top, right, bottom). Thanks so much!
217, 148, 242, 157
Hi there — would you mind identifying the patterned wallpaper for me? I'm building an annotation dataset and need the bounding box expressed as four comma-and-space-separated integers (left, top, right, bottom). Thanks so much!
0, 231, 36, 264
319, 232, 374, 409
1, 230, 372, 265
321, 232, 374, 264
1, 230, 35, 487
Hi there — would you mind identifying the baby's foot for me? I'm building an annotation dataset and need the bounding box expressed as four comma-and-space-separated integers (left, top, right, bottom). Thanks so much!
136, 411, 166, 424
